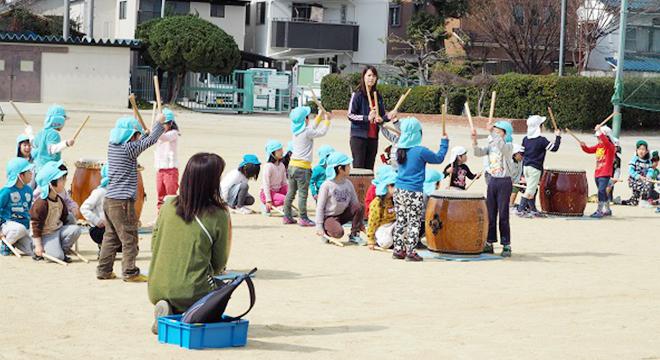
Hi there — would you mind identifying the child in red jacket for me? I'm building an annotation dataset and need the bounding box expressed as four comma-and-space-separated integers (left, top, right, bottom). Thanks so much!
580, 125, 616, 218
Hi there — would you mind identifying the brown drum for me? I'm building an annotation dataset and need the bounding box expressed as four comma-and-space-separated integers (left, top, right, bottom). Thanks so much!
425, 191, 488, 254
349, 168, 374, 206
539, 168, 588, 216
71, 159, 146, 221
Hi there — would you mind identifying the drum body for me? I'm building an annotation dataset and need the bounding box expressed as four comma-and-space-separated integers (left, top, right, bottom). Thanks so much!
539, 168, 588, 216
71, 159, 146, 221
348, 169, 374, 206
425, 191, 488, 254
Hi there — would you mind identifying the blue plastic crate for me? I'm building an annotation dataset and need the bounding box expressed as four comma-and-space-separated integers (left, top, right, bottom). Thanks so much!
157, 314, 249, 350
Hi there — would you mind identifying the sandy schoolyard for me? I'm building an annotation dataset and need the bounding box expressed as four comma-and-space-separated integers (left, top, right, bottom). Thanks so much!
0, 102, 659, 359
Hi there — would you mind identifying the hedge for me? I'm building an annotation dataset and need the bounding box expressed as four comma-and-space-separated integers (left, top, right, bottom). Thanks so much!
321, 73, 659, 130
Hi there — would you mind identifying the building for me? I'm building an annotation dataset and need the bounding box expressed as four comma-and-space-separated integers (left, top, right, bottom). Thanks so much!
243, 0, 388, 71
386, 0, 435, 62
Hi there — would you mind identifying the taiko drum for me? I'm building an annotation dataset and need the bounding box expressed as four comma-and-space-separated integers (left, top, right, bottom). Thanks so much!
425, 191, 488, 254
539, 168, 588, 216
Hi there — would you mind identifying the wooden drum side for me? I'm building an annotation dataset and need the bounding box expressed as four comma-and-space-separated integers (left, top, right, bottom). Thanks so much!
348, 174, 374, 205
71, 167, 101, 220
540, 171, 588, 216
425, 198, 488, 254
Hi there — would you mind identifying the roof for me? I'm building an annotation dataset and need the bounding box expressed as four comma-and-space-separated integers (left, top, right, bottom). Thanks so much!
606, 55, 660, 73
0, 32, 141, 48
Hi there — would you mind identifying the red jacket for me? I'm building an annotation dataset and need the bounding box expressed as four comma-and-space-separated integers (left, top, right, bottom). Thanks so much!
581, 133, 616, 178
364, 184, 376, 217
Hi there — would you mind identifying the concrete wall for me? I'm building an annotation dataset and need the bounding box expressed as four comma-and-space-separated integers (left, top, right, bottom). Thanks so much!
41, 45, 131, 107
115, 0, 138, 39
189, 2, 246, 50
352, 0, 388, 65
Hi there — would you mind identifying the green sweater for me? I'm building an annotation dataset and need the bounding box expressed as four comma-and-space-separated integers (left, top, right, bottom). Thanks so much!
148, 198, 231, 312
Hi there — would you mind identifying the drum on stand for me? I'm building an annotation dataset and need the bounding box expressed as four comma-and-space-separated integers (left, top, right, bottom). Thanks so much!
539, 168, 588, 216
425, 191, 488, 254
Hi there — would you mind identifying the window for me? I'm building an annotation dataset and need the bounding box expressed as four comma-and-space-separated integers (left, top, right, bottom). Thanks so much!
340, 5, 347, 24
166, 1, 190, 15
625, 27, 637, 51
292, 3, 311, 20
119, 1, 127, 20
257, 2, 266, 25
389, 5, 401, 27
211, 4, 225, 18
652, 28, 660, 53
20, 60, 34, 72
245, 3, 251, 25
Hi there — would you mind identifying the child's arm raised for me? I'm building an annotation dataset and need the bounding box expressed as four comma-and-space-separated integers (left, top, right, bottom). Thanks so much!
547, 131, 562, 152
125, 115, 166, 159
308, 115, 331, 138
421, 137, 450, 164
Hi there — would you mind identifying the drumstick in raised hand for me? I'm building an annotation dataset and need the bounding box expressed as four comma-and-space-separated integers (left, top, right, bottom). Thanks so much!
465, 171, 483, 191
598, 112, 616, 127
564, 128, 582, 143
441, 103, 447, 136
310, 88, 326, 115
71, 115, 91, 141
128, 94, 149, 132
153, 75, 163, 113
464, 102, 475, 131
488, 91, 496, 123
547, 107, 559, 131
392, 88, 412, 113
9, 101, 30, 126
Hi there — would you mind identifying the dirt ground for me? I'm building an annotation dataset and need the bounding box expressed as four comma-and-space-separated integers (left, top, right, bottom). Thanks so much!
0, 102, 659, 360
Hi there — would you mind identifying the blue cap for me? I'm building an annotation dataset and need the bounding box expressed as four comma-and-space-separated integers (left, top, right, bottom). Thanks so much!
423, 169, 444, 196
290, 106, 311, 136
4, 158, 34, 188
494, 121, 513, 143
16, 134, 30, 145
239, 154, 261, 168
44, 104, 67, 129
265, 140, 283, 158
162, 108, 175, 123
317, 145, 335, 167
35, 161, 67, 199
397, 118, 423, 149
325, 152, 353, 180
109, 116, 144, 144
99, 163, 109, 188
373, 171, 397, 196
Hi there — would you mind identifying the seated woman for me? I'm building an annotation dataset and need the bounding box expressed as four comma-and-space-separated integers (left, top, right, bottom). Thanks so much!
148, 152, 232, 334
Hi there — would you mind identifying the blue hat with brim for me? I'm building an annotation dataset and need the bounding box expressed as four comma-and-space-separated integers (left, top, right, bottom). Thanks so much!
99, 163, 109, 188
372, 165, 395, 186
265, 140, 283, 158
317, 145, 335, 167
162, 108, 175, 123
397, 118, 423, 149
494, 121, 513, 143
290, 106, 311, 135
325, 152, 353, 181
239, 154, 261, 168
35, 161, 67, 199
109, 117, 144, 145
373, 171, 397, 196
16, 134, 30, 145
423, 169, 444, 196
44, 104, 67, 129
4, 158, 34, 188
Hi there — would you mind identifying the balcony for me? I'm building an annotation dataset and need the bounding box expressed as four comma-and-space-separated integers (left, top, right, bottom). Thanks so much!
271, 19, 359, 52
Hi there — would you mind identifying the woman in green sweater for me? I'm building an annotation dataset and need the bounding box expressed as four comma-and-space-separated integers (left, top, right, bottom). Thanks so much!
148, 152, 232, 334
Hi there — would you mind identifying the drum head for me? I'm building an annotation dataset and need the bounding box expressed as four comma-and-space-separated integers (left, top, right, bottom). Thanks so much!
544, 168, 586, 174
350, 169, 374, 176
430, 190, 485, 200
75, 158, 104, 169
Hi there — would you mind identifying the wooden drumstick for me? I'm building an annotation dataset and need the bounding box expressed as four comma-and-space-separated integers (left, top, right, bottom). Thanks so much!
598, 112, 615, 127
383, 123, 400, 136
41, 252, 68, 266
153, 75, 163, 113
9, 101, 30, 126
564, 128, 582, 143
366, 86, 375, 112
547, 107, 559, 131
441, 103, 447, 136
392, 88, 412, 113
1, 237, 22, 258
513, 183, 527, 189
71, 115, 91, 141
488, 91, 496, 122
464, 102, 475, 131
465, 171, 483, 191
128, 94, 149, 132
70, 248, 90, 263
322, 235, 345, 247
151, 102, 157, 123
310, 88, 326, 114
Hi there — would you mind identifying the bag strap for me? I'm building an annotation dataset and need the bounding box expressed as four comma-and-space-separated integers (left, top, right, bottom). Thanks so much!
222, 268, 257, 322
195, 215, 217, 288
195, 215, 213, 246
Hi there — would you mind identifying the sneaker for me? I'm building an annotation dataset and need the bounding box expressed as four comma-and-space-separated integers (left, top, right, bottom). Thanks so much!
415, 242, 427, 250
655, 207, 660, 214
482, 242, 494, 254
613, 196, 622, 205
282, 216, 296, 225
124, 274, 148, 283
602, 209, 612, 217
501, 245, 512, 257
392, 250, 406, 260
97, 272, 118, 280
405, 251, 423, 262
530, 211, 547, 218
236, 207, 254, 215
590, 210, 604, 218
298, 218, 315, 227
348, 234, 366, 246
152, 300, 173, 335
516, 210, 532, 218
63, 255, 72, 264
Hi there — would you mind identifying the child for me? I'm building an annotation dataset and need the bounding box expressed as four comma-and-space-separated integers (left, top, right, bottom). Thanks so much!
32, 105, 75, 171
30, 161, 82, 262
510, 144, 525, 208
608, 145, 622, 204
81, 164, 112, 250
367, 170, 398, 250
380, 121, 401, 169
315, 152, 365, 245
0, 158, 35, 257
473, 121, 515, 257
154, 108, 180, 210
393, 118, 449, 261
310, 145, 335, 200
16, 125, 36, 189
580, 125, 616, 218
283, 106, 331, 226
646, 151, 659, 204
221, 154, 260, 214
519, 115, 561, 217
97, 114, 165, 282
622, 140, 651, 206
365, 165, 395, 218
423, 169, 443, 198
443, 146, 479, 190
260, 140, 288, 213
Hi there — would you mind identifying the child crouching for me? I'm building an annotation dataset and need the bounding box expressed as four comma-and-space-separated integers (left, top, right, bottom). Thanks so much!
367, 169, 397, 250
0, 158, 35, 256
221, 154, 260, 214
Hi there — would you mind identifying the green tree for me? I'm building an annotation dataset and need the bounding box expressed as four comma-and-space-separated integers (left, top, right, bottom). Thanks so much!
140, 15, 240, 103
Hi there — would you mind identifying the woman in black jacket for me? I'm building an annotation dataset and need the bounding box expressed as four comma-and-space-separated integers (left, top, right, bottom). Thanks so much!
347, 66, 398, 170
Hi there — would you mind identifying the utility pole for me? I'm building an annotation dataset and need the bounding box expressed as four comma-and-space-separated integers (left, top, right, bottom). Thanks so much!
558, 0, 567, 76
87, 0, 94, 39
612, 0, 628, 138
161, 0, 166, 18
63, 0, 70, 39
